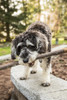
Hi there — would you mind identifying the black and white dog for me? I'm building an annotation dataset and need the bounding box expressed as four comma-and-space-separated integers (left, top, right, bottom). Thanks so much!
11, 21, 52, 87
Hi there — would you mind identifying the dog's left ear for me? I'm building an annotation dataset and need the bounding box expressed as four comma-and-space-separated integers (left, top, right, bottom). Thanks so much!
37, 40, 46, 53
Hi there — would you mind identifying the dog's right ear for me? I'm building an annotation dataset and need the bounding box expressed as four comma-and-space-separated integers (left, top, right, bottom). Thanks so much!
11, 36, 20, 59
16, 42, 23, 56
11, 40, 16, 59
11, 34, 23, 59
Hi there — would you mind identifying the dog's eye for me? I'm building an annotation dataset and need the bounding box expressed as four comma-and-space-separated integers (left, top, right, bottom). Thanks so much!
27, 45, 36, 51
22, 44, 26, 48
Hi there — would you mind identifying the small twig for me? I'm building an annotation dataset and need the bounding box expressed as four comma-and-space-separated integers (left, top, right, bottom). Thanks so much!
0, 61, 18, 70
29, 48, 67, 67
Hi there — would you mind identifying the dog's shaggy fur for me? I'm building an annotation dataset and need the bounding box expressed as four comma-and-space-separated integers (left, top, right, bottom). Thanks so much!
11, 21, 52, 87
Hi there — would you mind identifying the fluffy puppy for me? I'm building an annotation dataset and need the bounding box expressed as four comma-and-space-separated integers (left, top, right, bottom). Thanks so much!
11, 21, 52, 87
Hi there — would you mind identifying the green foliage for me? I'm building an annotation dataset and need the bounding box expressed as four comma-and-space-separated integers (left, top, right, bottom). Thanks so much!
18, 0, 41, 30
0, 0, 41, 41
54, 0, 67, 37
0, 0, 66, 41
45, 0, 67, 38
0, 0, 23, 41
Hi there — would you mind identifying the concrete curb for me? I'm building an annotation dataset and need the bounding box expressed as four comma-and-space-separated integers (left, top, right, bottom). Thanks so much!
11, 65, 67, 100
52, 45, 67, 51
0, 54, 11, 61
11, 45, 67, 100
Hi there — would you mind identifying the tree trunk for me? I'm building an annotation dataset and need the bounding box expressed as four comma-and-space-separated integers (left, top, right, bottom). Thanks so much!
38, 0, 41, 21
6, 0, 11, 42
6, 22, 11, 42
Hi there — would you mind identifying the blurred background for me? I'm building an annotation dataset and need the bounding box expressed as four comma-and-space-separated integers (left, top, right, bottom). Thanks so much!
0, 1, 67, 99
0, 0, 67, 56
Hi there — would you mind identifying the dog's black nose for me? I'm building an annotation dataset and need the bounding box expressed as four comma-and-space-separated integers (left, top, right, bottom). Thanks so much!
23, 58, 29, 63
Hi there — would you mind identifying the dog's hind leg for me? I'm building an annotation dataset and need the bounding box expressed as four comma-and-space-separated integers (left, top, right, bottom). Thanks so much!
41, 58, 51, 87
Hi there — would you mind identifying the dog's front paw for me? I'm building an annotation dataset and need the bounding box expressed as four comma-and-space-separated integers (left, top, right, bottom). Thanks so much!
30, 70, 37, 74
19, 77, 27, 80
41, 83, 50, 87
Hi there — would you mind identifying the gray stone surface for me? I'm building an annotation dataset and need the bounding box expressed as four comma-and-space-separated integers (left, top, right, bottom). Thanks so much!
11, 65, 67, 100
52, 44, 67, 51
0, 54, 11, 61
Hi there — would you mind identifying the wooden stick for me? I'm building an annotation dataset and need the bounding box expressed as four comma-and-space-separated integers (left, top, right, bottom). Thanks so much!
29, 48, 67, 67
36, 48, 67, 60
0, 61, 18, 70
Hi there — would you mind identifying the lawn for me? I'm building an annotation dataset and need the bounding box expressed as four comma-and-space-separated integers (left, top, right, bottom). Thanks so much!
0, 38, 67, 56
52, 38, 67, 45
0, 43, 11, 56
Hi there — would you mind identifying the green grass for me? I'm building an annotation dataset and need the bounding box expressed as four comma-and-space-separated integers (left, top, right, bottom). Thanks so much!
0, 43, 11, 56
52, 38, 67, 45
0, 46, 11, 56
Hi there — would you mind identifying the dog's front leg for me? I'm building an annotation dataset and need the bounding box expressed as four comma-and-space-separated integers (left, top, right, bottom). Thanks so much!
41, 58, 51, 87
31, 60, 40, 74
41, 67, 51, 87
20, 66, 30, 80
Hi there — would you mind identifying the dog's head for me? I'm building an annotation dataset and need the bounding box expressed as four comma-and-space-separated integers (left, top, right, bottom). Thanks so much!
11, 30, 48, 65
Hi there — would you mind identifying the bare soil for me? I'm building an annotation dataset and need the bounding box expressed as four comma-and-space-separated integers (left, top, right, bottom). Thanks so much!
0, 53, 67, 100
52, 53, 67, 81
0, 68, 13, 100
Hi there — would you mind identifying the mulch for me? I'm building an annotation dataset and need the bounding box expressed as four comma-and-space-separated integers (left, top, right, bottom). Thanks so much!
0, 53, 67, 100
52, 53, 67, 81
0, 68, 13, 100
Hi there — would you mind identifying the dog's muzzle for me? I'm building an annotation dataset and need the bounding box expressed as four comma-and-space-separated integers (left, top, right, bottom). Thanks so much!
20, 48, 29, 63
23, 58, 29, 63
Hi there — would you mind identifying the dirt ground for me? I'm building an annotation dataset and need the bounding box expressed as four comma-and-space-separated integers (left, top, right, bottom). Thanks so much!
0, 53, 67, 100
0, 68, 13, 100
52, 53, 67, 81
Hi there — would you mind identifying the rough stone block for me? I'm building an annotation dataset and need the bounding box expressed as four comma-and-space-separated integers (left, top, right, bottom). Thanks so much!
11, 65, 67, 100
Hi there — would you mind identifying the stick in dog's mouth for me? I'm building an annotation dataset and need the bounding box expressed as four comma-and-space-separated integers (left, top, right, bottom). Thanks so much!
29, 60, 36, 67
29, 48, 67, 67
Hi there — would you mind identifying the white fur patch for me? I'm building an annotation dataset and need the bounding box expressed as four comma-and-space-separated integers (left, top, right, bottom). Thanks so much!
26, 40, 34, 46
17, 42, 22, 47
41, 58, 51, 83
29, 51, 38, 63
